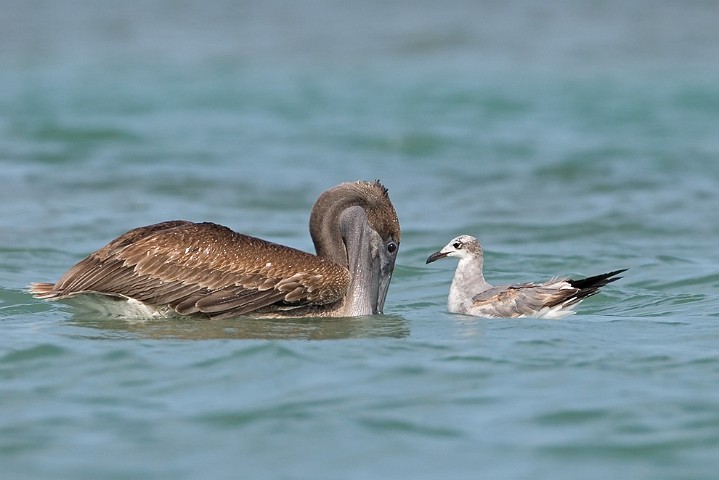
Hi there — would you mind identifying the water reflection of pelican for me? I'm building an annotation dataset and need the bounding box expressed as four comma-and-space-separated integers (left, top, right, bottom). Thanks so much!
66, 314, 410, 341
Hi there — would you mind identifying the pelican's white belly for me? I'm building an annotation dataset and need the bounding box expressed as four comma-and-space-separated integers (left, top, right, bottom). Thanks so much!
58, 293, 179, 319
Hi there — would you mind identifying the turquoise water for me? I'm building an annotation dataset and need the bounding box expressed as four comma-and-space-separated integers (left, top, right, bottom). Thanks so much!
2, 1, 719, 479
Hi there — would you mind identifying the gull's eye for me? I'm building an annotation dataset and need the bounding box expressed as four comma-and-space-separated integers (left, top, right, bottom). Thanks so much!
387, 242, 398, 253
453, 242, 462, 249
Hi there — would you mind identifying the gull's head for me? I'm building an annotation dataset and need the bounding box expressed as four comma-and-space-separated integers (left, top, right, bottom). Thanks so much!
426, 235, 483, 264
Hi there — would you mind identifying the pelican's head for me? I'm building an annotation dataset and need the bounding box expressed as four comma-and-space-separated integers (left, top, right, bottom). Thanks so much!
310, 181, 400, 315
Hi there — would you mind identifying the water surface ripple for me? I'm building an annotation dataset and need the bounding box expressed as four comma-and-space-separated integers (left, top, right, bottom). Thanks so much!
3, 1, 719, 479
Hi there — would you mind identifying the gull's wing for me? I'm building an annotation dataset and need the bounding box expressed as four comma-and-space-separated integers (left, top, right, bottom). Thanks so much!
470, 279, 579, 318
470, 269, 626, 318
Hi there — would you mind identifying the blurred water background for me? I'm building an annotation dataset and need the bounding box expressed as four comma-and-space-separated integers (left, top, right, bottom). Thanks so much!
2, 1, 719, 479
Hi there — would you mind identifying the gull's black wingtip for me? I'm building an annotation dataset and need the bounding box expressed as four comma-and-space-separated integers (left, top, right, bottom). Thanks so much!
569, 268, 628, 290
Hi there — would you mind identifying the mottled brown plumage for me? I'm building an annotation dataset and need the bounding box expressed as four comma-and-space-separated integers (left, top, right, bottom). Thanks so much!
31, 181, 400, 319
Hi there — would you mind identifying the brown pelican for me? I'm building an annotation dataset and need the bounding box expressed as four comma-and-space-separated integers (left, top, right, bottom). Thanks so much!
426, 235, 625, 319
31, 181, 401, 319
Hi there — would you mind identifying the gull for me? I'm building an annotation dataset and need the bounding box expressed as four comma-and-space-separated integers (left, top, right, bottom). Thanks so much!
426, 235, 625, 319
31, 181, 400, 319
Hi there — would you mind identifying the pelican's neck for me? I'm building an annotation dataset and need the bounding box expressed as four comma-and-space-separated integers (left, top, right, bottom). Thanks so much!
309, 188, 364, 268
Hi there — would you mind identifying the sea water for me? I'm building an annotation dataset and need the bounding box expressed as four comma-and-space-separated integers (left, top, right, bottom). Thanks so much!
2, 1, 719, 479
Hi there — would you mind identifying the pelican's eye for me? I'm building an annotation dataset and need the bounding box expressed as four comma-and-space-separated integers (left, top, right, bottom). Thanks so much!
387, 242, 398, 254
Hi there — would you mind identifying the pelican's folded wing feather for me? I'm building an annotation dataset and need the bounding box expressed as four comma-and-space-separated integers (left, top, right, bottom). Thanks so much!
32, 221, 351, 318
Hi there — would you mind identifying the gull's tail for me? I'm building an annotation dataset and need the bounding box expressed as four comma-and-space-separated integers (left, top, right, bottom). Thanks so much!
567, 269, 627, 302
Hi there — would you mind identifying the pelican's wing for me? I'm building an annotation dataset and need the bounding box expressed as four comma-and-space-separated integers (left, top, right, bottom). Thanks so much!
31, 221, 350, 319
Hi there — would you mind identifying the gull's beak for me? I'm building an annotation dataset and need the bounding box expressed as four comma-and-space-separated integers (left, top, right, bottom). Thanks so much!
426, 249, 449, 264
